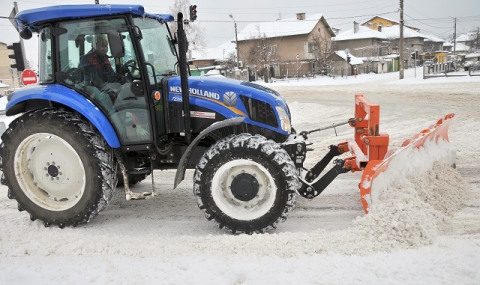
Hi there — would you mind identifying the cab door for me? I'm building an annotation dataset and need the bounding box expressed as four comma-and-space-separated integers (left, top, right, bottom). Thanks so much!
56, 17, 153, 145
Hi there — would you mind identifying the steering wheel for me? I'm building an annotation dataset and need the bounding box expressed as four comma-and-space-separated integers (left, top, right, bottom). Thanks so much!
64, 68, 81, 83
122, 59, 140, 81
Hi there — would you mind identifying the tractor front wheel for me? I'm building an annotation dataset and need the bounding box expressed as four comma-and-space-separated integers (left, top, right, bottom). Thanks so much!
194, 134, 299, 234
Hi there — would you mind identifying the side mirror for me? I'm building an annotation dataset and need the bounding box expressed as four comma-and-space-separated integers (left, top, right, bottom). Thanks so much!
130, 80, 144, 96
107, 30, 125, 58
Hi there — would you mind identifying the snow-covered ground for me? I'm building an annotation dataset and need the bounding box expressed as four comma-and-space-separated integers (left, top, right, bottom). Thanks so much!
1, 68, 479, 284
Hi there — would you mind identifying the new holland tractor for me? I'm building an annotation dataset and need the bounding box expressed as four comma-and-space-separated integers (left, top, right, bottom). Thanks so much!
1, 4, 455, 233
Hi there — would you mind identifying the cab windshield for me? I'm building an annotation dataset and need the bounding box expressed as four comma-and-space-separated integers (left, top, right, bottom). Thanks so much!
133, 17, 178, 77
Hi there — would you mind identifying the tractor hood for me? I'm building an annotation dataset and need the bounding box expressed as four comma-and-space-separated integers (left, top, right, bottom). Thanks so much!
167, 76, 291, 121
166, 76, 292, 135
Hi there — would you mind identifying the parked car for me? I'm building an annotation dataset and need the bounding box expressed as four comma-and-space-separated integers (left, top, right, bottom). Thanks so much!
422, 61, 434, 67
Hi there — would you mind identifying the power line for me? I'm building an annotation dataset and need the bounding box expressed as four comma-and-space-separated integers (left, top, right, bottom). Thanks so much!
197, 11, 398, 23
202, 0, 385, 10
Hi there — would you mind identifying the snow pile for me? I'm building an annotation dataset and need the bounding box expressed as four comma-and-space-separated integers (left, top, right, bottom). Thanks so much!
335, 138, 467, 254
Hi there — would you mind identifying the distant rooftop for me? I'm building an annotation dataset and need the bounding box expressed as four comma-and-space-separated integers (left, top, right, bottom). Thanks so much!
334, 25, 427, 41
237, 13, 335, 41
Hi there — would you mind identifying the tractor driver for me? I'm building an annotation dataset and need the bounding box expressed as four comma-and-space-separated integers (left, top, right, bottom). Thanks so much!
78, 35, 121, 115
79, 35, 115, 88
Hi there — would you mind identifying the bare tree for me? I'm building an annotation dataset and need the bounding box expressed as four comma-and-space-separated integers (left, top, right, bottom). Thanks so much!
223, 51, 237, 70
309, 33, 335, 73
469, 27, 480, 51
423, 41, 436, 59
168, 0, 206, 56
242, 26, 280, 81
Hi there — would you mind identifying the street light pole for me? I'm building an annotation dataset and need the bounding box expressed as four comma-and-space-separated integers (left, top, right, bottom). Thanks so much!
229, 14, 239, 68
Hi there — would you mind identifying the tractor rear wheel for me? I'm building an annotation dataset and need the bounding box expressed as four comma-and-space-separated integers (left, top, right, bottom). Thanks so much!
1, 109, 117, 228
193, 134, 299, 234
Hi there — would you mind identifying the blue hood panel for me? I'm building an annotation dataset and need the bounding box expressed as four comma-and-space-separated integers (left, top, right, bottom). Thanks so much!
167, 76, 290, 134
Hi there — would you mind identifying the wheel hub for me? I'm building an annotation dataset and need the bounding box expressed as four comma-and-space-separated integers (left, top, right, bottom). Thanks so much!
231, 173, 259, 201
47, 164, 59, 177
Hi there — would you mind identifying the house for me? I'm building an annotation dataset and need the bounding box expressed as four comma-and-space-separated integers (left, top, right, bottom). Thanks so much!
190, 41, 253, 80
333, 22, 427, 72
455, 33, 476, 49
361, 16, 420, 32
190, 41, 236, 76
0, 42, 18, 94
236, 13, 336, 78
444, 41, 471, 56
326, 50, 363, 77
423, 34, 448, 63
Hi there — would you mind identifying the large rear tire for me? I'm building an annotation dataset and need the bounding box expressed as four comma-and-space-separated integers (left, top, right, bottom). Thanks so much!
1, 109, 117, 228
194, 134, 299, 234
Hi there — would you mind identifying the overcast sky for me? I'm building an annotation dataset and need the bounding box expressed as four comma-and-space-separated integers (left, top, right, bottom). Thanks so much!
0, 0, 479, 65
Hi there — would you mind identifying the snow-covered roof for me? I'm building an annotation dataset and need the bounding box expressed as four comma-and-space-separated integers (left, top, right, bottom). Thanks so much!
424, 34, 445, 43
333, 26, 383, 41
334, 25, 427, 41
449, 42, 471, 51
237, 14, 333, 41
455, 33, 474, 42
465, 53, 480, 59
335, 50, 364, 65
191, 41, 236, 61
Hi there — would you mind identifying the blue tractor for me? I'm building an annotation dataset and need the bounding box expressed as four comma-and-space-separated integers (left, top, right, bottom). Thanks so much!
1, 4, 357, 233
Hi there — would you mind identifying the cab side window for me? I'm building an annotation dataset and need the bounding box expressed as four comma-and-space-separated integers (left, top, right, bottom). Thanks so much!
39, 27, 53, 83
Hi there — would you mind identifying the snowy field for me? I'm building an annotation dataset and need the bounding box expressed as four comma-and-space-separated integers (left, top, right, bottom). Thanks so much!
1, 68, 479, 284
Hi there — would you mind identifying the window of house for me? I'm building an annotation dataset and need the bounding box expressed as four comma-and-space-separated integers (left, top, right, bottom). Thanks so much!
268, 45, 277, 55
307, 42, 318, 53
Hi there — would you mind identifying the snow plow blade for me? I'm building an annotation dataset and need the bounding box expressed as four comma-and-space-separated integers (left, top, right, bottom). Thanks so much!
346, 95, 455, 213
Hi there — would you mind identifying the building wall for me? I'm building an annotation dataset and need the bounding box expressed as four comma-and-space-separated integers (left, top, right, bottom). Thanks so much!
363, 17, 397, 30
335, 38, 377, 58
0, 42, 20, 91
362, 17, 420, 32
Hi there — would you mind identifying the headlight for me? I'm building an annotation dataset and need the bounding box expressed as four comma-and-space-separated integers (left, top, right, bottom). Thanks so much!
276, 106, 291, 132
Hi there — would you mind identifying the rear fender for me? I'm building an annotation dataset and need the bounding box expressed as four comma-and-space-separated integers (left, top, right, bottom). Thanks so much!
6, 84, 120, 148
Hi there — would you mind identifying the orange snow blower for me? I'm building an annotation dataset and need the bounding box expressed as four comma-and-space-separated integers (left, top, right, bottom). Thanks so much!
298, 94, 455, 214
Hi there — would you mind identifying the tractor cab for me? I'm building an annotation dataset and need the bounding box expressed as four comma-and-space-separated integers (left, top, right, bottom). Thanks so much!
32, 6, 176, 146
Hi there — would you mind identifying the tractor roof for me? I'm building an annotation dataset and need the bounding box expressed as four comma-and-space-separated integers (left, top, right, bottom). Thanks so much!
14, 4, 174, 31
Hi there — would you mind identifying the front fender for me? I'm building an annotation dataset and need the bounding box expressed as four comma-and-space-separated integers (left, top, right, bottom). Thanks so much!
6, 84, 120, 148
174, 117, 245, 188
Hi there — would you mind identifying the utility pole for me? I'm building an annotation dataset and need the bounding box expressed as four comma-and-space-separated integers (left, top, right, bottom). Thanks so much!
414, 49, 417, 78
399, 0, 404, 79
229, 15, 239, 68
453, 17, 457, 56
477, 27, 479, 50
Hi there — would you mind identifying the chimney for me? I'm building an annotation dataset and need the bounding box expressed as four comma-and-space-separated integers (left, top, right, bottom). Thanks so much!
354, 21, 359, 33
296, 13, 305, 20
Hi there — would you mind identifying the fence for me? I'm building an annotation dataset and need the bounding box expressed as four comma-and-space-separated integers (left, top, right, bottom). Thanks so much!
422, 61, 477, 79
469, 63, 480, 76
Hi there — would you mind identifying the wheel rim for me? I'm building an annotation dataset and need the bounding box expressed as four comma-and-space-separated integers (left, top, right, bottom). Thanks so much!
211, 159, 277, 220
14, 133, 86, 211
